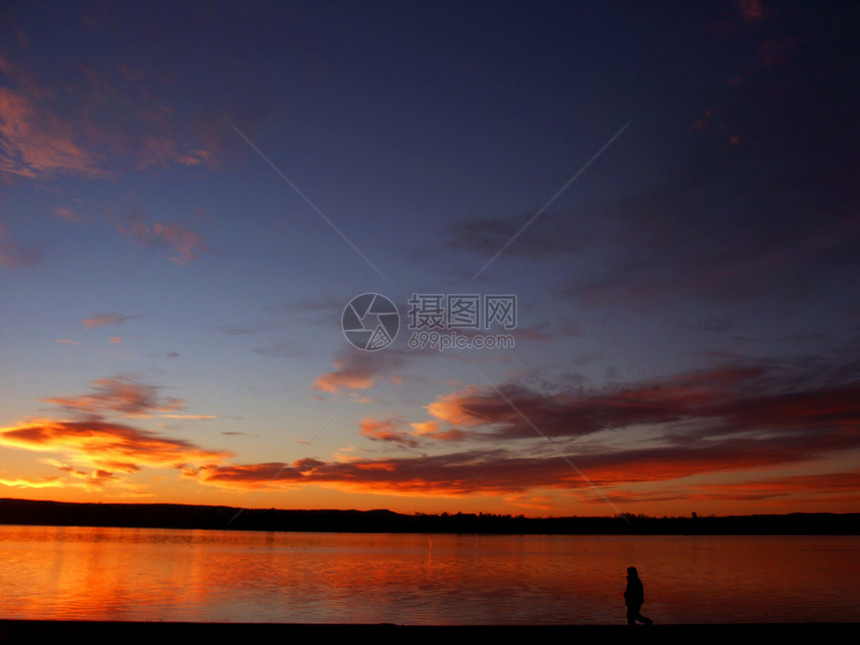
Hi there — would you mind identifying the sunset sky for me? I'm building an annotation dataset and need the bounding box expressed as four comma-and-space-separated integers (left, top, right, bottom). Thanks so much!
1, 1, 858, 518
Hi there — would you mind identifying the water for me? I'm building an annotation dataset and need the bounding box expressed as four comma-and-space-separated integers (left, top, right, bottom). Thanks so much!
1, 525, 857, 624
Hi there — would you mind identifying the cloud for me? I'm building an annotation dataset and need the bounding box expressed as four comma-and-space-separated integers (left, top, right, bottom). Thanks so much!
0, 375, 228, 491
560, 23, 860, 313
0, 222, 39, 269
190, 420, 860, 500
52, 207, 87, 224
410, 421, 467, 442
516, 324, 554, 341
314, 364, 375, 394
214, 323, 272, 336
252, 340, 306, 358
758, 36, 800, 68
737, 0, 765, 22
38, 458, 121, 489
0, 81, 107, 179
582, 469, 860, 509
354, 416, 467, 448
446, 212, 584, 259
0, 419, 230, 479
182, 449, 654, 496
191, 462, 301, 491
424, 362, 860, 446
9, 356, 855, 504
55, 339, 81, 346
80, 312, 141, 329
40, 375, 186, 418
0, 476, 63, 489
153, 222, 203, 264
190, 451, 599, 496
360, 417, 420, 447
113, 208, 206, 264
658, 471, 860, 505
0, 53, 221, 181
313, 350, 405, 395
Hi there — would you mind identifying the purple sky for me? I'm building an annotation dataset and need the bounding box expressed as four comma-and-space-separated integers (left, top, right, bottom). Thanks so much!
1, 0, 858, 516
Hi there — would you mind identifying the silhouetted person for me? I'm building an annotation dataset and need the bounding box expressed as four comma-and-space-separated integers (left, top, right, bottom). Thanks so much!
624, 567, 653, 625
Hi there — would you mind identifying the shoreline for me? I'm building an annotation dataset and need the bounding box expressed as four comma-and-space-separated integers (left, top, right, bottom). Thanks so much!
3, 499, 858, 535
0, 619, 854, 641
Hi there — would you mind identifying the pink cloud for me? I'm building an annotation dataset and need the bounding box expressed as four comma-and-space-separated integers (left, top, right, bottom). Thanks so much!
0, 55, 221, 181
80, 312, 140, 328
52, 207, 87, 224
112, 209, 206, 264
153, 222, 203, 264
0, 84, 107, 179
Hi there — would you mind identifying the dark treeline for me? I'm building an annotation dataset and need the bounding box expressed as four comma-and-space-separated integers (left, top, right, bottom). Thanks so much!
1, 498, 857, 534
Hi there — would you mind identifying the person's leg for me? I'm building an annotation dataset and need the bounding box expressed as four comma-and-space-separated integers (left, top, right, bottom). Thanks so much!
636, 610, 653, 625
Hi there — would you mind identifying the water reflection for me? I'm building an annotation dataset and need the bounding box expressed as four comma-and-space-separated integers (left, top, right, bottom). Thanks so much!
1, 526, 858, 624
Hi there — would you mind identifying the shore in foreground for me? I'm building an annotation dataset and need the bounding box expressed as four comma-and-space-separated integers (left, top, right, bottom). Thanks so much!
0, 620, 853, 643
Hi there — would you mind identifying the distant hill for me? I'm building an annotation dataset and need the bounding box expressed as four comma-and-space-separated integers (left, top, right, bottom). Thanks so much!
1, 498, 857, 534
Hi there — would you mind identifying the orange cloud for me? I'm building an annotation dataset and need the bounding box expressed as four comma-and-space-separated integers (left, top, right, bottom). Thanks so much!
409, 421, 466, 442
313, 350, 407, 395
426, 386, 488, 427
0, 419, 230, 478
188, 426, 860, 502
0, 476, 63, 489
360, 417, 419, 447
80, 313, 140, 328
584, 471, 860, 511
314, 357, 378, 394
191, 453, 583, 497
687, 471, 860, 502
154, 353, 860, 502
355, 417, 467, 448
314, 372, 370, 394
192, 462, 301, 491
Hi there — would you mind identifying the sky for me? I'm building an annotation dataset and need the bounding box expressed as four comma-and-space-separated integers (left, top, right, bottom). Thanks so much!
1, 0, 858, 518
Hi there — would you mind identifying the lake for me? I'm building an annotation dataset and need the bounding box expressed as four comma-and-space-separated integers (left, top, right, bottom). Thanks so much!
1, 526, 857, 624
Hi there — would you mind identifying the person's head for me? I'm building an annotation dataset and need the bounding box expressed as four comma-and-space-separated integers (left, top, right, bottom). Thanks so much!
627, 567, 638, 577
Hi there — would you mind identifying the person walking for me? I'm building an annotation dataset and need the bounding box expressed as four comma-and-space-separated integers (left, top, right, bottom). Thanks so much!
624, 566, 654, 625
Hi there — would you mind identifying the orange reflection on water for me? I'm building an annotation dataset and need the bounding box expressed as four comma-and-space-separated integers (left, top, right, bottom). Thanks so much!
1, 526, 858, 624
